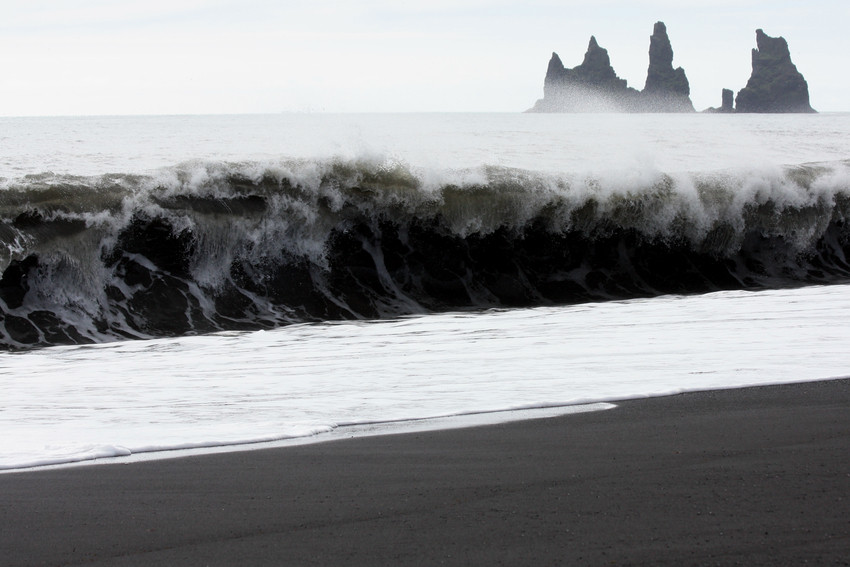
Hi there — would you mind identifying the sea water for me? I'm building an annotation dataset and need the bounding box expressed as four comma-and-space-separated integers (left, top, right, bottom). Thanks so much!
1, 113, 849, 470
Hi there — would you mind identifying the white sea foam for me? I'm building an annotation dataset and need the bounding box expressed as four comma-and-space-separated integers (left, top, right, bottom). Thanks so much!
2, 284, 849, 471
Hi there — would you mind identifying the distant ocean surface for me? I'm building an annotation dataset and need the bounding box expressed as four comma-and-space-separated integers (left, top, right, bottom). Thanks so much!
2, 112, 849, 470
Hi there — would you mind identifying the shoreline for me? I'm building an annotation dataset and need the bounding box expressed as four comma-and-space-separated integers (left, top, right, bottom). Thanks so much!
2, 378, 849, 566
1, 402, 617, 473
6, 374, 844, 473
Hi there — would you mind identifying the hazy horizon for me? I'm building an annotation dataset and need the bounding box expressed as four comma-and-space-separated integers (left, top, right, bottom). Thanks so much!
1, 1, 847, 116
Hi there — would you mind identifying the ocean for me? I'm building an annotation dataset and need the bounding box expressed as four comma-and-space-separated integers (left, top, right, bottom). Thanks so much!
1, 112, 849, 470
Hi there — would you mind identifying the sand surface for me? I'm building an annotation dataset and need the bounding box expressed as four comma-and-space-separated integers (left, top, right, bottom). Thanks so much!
2, 379, 849, 566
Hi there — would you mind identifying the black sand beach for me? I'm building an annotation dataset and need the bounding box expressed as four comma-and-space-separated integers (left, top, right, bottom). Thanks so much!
2, 379, 849, 566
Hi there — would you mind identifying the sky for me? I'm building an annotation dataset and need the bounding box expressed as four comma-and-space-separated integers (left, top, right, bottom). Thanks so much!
0, 0, 847, 116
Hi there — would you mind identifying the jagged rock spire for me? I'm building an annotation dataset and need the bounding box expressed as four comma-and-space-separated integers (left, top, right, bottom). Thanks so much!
541, 36, 630, 105
644, 21, 690, 96
735, 29, 815, 112
576, 36, 628, 88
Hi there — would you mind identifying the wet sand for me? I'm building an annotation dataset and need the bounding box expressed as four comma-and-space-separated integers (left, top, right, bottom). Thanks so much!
2, 378, 849, 566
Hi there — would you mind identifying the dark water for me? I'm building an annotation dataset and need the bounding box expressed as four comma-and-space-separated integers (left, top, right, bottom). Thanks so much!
2, 158, 849, 349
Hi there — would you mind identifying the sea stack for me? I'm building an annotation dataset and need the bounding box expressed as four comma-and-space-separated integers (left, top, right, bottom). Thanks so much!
533, 37, 639, 112
735, 29, 815, 113
704, 89, 735, 113
721, 89, 734, 112
642, 22, 694, 112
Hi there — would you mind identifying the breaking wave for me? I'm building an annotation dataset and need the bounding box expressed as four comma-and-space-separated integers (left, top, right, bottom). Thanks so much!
1, 156, 849, 349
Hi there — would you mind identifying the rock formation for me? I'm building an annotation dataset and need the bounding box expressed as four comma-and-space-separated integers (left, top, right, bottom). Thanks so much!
721, 89, 734, 112
529, 21, 694, 113
704, 89, 734, 113
735, 29, 815, 113
532, 37, 640, 112
642, 22, 694, 112
530, 24, 818, 115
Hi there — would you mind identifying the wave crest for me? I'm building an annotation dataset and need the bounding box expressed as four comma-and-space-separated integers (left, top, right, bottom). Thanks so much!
2, 157, 849, 348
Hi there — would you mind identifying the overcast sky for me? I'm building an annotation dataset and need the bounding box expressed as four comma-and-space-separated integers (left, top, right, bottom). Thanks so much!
1, 0, 846, 115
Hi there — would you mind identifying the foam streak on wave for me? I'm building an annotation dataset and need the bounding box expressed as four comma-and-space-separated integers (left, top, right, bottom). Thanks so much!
1, 157, 849, 349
